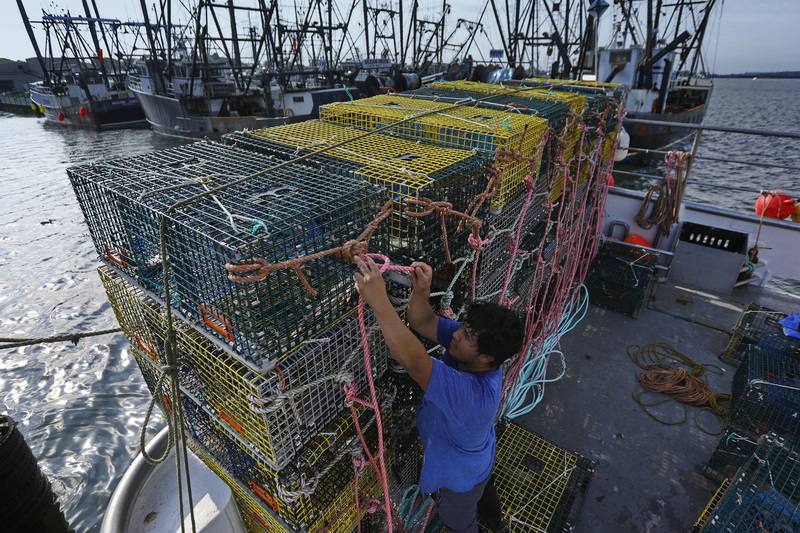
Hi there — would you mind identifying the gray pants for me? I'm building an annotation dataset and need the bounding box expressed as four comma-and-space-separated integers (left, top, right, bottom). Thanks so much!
434, 474, 505, 533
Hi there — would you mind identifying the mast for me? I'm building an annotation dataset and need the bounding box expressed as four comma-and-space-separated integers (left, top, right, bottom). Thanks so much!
80, 0, 107, 79
227, 0, 242, 89
16, 0, 50, 85
686, 0, 717, 74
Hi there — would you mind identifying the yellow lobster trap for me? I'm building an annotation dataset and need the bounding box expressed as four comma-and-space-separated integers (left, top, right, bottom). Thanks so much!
319, 95, 550, 211
99, 265, 389, 472
224, 121, 491, 266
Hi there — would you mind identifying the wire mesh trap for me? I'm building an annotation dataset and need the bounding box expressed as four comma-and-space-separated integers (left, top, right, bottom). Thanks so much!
490, 420, 595, 532
704, 345, 800, 483
100, 264, 390, 471
700, 433, 800, 532
69, 141, 389, 367
319, 94, 550, 211
134, 335, 392, 533
223, 120, 493, 268
720, 303, 800, 367
182, 386, 391, 533
505, 78, 626, 136
730, 344, 800, 412
584, 239, 659, 318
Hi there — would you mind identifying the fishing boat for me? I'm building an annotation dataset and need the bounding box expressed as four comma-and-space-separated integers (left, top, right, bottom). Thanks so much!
56, 75, 800, 533
127, 0, 366, 140
16, 3, 147, 129
456, 0, 716, 155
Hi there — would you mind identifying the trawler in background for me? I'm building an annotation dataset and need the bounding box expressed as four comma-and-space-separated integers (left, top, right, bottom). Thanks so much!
457, 0, 716, 153
16, 2, 147, 129
127, 0, 380, 140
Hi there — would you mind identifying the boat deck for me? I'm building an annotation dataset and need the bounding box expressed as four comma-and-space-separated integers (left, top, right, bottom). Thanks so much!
514, 280, 800, 532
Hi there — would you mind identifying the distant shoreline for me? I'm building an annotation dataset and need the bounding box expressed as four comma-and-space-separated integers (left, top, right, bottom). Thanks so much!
715, 72, 800, 79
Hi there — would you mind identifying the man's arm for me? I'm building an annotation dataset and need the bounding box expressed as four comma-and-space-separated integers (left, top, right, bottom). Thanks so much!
354, 256, 433, 390
406, 261, 439, 342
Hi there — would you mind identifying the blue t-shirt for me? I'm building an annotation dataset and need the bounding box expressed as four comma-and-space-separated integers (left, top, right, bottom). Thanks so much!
416, 318, 502, 493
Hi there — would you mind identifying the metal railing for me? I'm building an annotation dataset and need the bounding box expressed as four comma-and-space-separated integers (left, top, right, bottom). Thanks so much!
621, 118, 800, 199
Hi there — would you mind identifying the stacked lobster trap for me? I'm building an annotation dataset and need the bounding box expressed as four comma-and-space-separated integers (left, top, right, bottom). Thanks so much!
222, 120, 492, 268
68, 78, 626, 532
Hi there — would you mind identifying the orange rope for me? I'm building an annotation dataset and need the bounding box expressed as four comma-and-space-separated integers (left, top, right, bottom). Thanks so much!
403, 198, 483, 264
225, 199, 393, 294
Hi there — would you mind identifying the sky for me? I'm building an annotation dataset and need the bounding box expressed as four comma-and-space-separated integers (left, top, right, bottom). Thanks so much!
4, 0, 799, 74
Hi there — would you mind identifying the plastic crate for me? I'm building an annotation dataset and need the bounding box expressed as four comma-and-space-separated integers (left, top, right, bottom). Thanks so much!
700, 434, 800, 532
319, 94, 550, 211
491, 420, 596, 533
100, 265, 390, 471
69, 141, 389, 367
223, 120, 492, 267
720, 303, 800, 367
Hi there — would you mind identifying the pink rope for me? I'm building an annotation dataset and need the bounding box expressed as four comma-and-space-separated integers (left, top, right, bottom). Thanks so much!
499, 121, 614, 406
350, 253, 414, 533
498, 175, 537, 306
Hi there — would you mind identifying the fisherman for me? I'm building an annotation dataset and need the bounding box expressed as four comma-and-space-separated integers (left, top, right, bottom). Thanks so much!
353, 255, 523, 533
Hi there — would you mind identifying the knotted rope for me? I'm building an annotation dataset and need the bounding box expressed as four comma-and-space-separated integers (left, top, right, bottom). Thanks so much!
225, 199, 393, 294
404, 198, 483, 264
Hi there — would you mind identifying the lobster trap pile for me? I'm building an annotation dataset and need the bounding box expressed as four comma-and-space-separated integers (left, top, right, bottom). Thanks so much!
703, 344, 800, 484
696, 433, 800, 532
68, 78, 626, 532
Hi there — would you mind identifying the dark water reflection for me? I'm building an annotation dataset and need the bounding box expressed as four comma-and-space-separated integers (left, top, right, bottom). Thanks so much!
0, 115, 184, 532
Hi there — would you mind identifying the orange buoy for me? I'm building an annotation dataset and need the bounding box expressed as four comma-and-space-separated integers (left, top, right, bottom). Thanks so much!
79, 107, 87, 116
624, 234, 653, 248
755, 191, 795, 219
608, 174, 615, 187
57, 113, 65, 121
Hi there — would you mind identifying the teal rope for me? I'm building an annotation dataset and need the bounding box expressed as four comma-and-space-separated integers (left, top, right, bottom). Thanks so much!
139, 364, 177, 465
342, 83, 354, 103
396, 485, 437, 532
251, 219, 267, 234
501, 285, 589, 419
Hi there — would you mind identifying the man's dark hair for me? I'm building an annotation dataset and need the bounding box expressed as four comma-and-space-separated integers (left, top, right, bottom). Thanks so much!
463, 302, 525, 368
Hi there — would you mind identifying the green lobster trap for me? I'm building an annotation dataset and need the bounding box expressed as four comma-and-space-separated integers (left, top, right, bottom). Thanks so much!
319, 94, 550, 211
223, 120, 492, 267
699, 433, 800, 532
100, 265, 389, 471
704, 345, 800, 484
69, 141, 389, 368
720, 303, 800, 367
584, 239, 659, 318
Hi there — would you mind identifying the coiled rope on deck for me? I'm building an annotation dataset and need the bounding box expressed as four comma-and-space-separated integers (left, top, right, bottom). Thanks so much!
628, 342, 731, 435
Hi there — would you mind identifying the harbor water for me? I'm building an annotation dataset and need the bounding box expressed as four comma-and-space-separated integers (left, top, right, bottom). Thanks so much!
0, 78, 798, 532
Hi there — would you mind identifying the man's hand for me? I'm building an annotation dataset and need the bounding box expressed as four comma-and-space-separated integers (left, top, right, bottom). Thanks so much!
409, 261, 433, 294
353, 255, 388, 309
